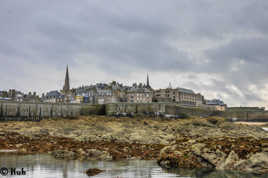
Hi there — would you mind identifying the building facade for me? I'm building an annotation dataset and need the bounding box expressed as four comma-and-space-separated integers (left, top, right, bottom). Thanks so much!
203, 99, 227, 111
43, 90, 64, 103
154, 87, 204, 106
127, 88, 153, 103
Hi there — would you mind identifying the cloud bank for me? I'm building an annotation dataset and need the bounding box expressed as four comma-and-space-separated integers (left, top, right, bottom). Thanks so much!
1, 0, 268, 107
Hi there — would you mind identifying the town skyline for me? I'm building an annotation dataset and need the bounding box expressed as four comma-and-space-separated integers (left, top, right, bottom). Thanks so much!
1, 65, 228, 112
0, 64, 267, 108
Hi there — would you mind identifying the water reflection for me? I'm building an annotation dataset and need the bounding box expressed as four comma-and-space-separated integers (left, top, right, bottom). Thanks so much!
0, 154, 181, 178
0, 154, 267, 178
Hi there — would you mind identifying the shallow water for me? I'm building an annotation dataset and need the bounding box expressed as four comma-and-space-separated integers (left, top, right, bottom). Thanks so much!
0, 154, 267, 178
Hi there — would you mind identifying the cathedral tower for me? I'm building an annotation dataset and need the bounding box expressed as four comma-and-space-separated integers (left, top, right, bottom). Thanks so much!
146, 73, 151, 88
63, 65, 70, 94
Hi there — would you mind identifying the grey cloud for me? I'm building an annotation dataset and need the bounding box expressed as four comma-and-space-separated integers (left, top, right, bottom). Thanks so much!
1, 0, 268, 106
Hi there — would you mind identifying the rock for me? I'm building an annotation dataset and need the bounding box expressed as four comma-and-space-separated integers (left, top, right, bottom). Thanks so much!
0, 132, 5, 136
173, 151, 183, 157
262, 143, 268, 147
159, 160, 172, 169
77, 148, 86, 155
220, 151, 239, 170
143, 121, 149, 126
86, 168, 103, 176
39, 129, 49, 136
158, 144, 214, 169
191, 143, 206, 155
159, 145, 177, 157
234, 152, 268, 174
19, 148, 27, 153
15, 144, 23, 148
187, 139, 197, 144
263, 147, 268, 152
84, 149, 112, 161
51, 150, 77, 160
191, 143, 226, 168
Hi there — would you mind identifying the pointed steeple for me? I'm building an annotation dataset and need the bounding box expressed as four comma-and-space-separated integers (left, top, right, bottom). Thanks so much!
63, 65, 70, 93
146, 73, 150, 88
168, 82, 172, 89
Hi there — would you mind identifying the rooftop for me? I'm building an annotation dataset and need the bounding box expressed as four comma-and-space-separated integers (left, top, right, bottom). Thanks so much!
176, 87, 195, 94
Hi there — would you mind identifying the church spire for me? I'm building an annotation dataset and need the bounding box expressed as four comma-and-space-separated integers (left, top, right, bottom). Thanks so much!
168, 82, 172, 89
63, 65, 70, 93
146, 73, 150, 88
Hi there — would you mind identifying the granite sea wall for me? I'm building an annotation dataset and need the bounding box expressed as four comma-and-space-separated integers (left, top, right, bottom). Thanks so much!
0, 101, 81, 121
1, 101, 268, 121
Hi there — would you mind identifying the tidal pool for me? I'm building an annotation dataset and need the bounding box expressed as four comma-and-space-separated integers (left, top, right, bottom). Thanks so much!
0, 153, 267, 178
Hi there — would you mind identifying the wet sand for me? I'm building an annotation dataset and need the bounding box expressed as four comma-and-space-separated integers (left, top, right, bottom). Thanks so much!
235, 122, 268, 126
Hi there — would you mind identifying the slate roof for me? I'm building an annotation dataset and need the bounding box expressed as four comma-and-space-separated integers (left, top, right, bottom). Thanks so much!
176, 87, 195, 94
206, 99, 225, 106
46, 90, 63, 98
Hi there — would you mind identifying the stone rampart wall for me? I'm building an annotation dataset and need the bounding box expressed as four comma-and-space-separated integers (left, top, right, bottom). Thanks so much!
105, 103, 213, 117
2, 101, 268, 121
0, 101, 81, 121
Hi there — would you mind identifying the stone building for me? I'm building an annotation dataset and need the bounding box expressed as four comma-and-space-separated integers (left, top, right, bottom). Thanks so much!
43, 90, 64, 103
153, 87, 204, 106
203, 99, 227, 111
0, 89, 40, 103
126, 74, 153, 103
72, 82, 125, 104
23, 92, 40, 103
127, 88, 153, 103
96, 88, 116, 104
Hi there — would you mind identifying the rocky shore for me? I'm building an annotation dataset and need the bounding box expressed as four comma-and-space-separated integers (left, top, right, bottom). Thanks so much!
0, 116, 268, 174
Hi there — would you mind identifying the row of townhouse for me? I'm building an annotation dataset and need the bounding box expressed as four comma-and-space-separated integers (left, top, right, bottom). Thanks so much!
41, 85, 226, 111
40, 67, 226, 110
42, 82, 153, 104
0, 89, 40, 103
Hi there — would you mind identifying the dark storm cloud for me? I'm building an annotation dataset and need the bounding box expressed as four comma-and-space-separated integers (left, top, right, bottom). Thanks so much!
0, 0, 268, 106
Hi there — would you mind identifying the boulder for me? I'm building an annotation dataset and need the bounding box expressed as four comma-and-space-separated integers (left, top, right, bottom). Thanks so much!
86, 168, 103, 176
191, 143, 227, 168
234, 152, 268, 174
51, 150, 77, 160
84, 149, 112, 161
158, 144, 215, 169
220, 151, 239, 170
39, 129, 49, 136
159, 160, 172, 169
159, 145, 177, 157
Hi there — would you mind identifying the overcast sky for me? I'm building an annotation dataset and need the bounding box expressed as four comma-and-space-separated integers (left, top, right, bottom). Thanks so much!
1, 0, 268, 107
